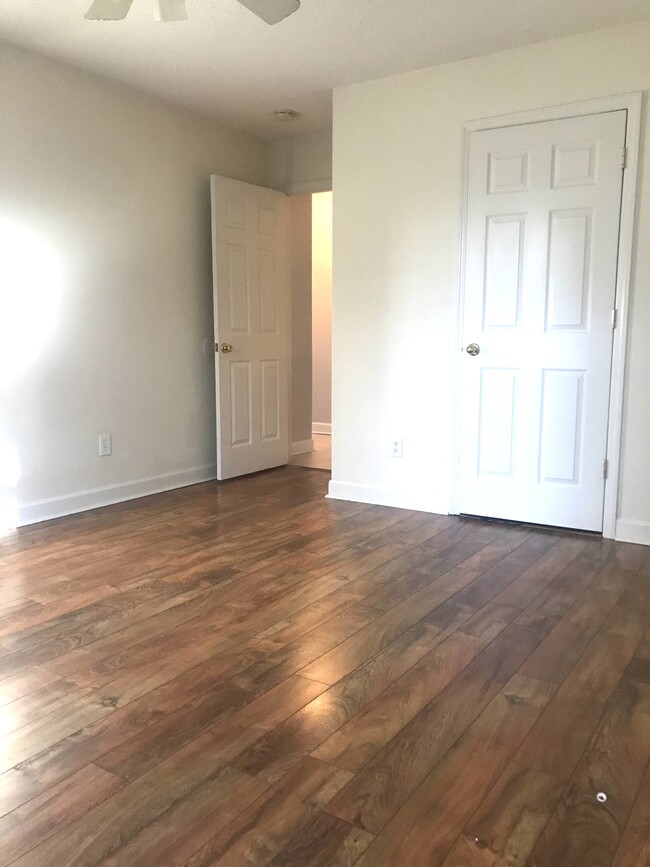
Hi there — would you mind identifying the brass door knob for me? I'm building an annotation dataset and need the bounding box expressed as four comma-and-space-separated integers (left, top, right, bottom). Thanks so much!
220, 343, 234, 353
466, 343, 480, 356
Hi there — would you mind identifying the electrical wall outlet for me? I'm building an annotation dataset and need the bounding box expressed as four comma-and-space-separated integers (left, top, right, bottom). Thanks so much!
99, 433, 112, 457
390, 437, 403, 458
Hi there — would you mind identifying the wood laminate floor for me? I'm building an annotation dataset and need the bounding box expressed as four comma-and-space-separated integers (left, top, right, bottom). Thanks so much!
0, 466, 648, 866
291, 435, 331, 471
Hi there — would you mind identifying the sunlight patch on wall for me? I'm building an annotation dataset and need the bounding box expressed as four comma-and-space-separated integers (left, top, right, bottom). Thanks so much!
0, 216, 64, 387
0, 216, 64, 530
0, 442, 20, 533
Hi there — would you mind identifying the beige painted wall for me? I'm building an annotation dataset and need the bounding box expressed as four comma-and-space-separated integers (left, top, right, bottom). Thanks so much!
331, 22, 650, 543
289, 195, 313, 445
268, 131, 332, 194
312, 192, 333, 430
0, 42, 267, 525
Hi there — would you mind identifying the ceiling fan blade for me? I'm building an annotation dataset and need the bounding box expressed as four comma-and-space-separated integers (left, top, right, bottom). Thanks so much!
154, 0, 188, 22
236, 0, 300, 25
85, 0, 136, 20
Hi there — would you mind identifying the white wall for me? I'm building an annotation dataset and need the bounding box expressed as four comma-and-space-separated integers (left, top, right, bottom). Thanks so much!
312, 192, 333, 431
330, 22, 650, 542
0, 42, 267, 526
268, 131, 332, 194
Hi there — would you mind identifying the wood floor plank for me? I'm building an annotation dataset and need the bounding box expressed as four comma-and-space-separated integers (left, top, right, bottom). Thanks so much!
353, 673, 555, 866
232, 607, 472, 784
520, 583, 627, 685
180, 757, 352, 867
9, 725, 265, 867
440, 760, 563, 866
297, 576, 478, 685
0, 667, 60, 705
0, 700, 166, 818
266, 811, 374, 866
94, 680, 255, 780
324, 623, 545, 834
0, 764, 124, 866
97, 767, 267, 867
312, 630, 484, 771
612, 760, 650, 867
515, 630, 638, 779
528, 656, 650, 866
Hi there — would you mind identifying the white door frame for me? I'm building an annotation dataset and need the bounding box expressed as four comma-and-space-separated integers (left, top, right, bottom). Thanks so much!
451, 92, 642, 539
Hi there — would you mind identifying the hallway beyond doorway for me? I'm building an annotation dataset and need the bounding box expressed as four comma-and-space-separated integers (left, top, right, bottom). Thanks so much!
292, 434, 331, 471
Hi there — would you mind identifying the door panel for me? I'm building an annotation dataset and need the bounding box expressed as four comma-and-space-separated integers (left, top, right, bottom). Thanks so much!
546, 209, 592, 330
459, 111, 626, 531
484, 215, 525, 328
478, 368, 519, 477
211, 176, 289, 480
227, 245, 251, 333
538, 369, 585, 484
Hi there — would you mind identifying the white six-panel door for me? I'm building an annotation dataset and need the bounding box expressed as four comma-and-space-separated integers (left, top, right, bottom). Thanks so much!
211, 175, 289, 480
459, 111, 626, 531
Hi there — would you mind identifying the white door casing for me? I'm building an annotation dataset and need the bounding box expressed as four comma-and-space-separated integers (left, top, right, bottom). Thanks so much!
211, 175, 289, 480
458, 111, 627, 531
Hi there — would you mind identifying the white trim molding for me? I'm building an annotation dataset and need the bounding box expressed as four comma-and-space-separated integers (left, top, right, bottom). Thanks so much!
451, 91, 642, 541
17, 465, 218, 527
312, 423, 332, 435
615, 519, 650, 546
291, 439, 315, 456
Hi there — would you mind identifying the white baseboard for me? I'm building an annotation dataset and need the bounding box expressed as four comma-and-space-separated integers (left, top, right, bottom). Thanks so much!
312, 423, 332, 436
327, 479, 446, 515
17, 464, 218, 527
615, 519, 650, 546
291, 439, 315, 456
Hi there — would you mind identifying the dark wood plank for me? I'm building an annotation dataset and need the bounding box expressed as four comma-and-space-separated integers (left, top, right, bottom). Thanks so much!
9, 725, 265, 867
232, 606, 472, 784
98, 767, 267, 867
352, 673, 555, 866
324, 623, 545, 834
441, 760, 563, 866
0, 764, 123, 867
180, 757, 352, 867
612, 760, 650, 867
515, 630, 637, 779
312, 629, 484, 771
528, 656, 650, 866
266, 811, 374, 867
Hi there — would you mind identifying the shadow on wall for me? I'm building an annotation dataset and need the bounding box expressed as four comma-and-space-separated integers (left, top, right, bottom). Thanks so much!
0, 216, 64, 530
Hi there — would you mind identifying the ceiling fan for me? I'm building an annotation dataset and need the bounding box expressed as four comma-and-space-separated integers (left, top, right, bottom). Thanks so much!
85, 0, 301, 25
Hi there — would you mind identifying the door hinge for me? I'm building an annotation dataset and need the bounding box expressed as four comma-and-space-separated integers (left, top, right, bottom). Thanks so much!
621, 147, 627, 170
611, 308, 617, 330
603, 458, 609, 480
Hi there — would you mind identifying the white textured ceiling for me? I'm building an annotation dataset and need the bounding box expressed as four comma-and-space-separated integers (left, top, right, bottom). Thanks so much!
1, 0, 649, 139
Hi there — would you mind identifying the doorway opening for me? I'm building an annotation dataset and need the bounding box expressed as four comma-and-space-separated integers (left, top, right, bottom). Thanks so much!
289, 191, 332, 473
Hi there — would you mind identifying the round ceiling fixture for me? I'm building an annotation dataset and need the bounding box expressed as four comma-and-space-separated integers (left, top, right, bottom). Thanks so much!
273, 110, 300, 122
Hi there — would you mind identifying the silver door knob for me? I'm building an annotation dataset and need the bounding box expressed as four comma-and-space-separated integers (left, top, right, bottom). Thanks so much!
466, 343, 480, 356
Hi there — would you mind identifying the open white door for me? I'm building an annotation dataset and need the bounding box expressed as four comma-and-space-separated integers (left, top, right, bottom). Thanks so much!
211, 175, 289, 480
458, 110, 626, 531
